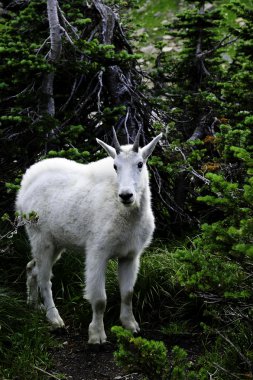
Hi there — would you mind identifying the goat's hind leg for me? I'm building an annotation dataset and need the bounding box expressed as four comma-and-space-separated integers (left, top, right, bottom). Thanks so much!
26, 258, 39, 307
30, 235, 65, 328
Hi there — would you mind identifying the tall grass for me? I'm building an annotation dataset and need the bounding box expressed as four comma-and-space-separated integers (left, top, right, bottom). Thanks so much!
0, 289, 57, 380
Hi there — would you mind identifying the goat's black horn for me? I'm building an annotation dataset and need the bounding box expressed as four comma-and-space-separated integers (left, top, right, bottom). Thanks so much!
132, 127, 142, 153
112, 127, 121, 154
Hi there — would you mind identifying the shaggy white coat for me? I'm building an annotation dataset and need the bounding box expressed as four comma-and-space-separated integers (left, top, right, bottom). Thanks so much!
16, 135, 162, 344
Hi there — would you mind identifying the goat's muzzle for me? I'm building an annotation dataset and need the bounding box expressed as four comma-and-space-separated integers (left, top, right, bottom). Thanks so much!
119, 192, 134, 206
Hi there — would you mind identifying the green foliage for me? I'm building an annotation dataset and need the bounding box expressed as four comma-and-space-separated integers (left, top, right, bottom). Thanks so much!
0, 289, 57, 380
112, 326, 198, 380
112, 326, 169, 380
175, 121, 253, 299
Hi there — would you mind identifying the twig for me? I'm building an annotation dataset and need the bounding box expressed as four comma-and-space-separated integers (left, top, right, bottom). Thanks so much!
197, 35, 238, 60
59, 78, 78, 112
149, 165, 191, 220
97, 70, 104, 113
216, 330, 253, 369
174, 147, 210, 185
213, 363, 241, 379
209, 117, 220, 135
57, 3, 79, 39
33, 365, 63, 379
4, 83, 35, 101
36, 36, 50, 55
60, 25, 75, 46
124, 107, 130, 144
207, 369, 218, 380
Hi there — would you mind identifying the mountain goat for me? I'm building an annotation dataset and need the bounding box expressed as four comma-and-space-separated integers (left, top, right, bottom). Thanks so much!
16, 129, 162, 344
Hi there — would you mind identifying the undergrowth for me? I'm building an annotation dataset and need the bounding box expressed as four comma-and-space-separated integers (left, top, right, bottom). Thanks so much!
0, 288, 58, 380
2, 228, 252, 379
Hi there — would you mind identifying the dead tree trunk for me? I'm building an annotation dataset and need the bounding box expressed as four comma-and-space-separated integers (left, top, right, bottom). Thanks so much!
40, 0, 62, 116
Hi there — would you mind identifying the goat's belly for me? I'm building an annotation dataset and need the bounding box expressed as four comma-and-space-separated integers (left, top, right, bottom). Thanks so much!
49, 221, 94, 250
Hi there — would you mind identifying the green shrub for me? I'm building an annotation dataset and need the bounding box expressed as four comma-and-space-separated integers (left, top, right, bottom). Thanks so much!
112, 326, 169, 380
112, 326, 198, 380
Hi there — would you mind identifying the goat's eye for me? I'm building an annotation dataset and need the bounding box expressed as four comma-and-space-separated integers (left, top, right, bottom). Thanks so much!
113, 164, 117, 171
138, 162, 143, 169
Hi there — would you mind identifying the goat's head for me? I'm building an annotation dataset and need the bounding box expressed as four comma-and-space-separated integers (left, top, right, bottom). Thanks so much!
96, 128, 162, 207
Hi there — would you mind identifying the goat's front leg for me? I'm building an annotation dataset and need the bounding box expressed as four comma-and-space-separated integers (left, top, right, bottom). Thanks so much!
85, 254, 107, 344
118, 255, 140, 333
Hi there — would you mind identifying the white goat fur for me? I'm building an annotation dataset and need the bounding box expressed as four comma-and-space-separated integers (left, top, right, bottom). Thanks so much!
16, 133, 162, 344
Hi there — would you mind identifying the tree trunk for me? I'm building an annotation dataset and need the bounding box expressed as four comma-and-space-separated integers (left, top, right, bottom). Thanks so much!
40, 0, 62, 116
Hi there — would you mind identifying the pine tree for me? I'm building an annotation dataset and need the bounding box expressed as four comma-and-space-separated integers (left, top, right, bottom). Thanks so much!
0, 0, 152, 213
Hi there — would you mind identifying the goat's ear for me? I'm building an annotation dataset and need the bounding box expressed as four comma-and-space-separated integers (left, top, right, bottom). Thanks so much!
141, 133, 163, 160
96, 138, 116, 159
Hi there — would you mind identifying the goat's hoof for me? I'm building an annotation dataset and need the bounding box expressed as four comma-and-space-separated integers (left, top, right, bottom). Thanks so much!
46, 309, 65, 329
50, 320, 65, 330
122, 319, 140, 334
88, 324, 107, 345
88, 334, 107, 345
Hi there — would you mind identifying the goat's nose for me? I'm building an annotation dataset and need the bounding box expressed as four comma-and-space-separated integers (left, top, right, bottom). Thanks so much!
119, 192, 133, 202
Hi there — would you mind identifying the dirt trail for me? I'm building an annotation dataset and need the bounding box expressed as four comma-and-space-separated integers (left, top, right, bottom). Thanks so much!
51, 327, 202, 379
51, 329, 142, 380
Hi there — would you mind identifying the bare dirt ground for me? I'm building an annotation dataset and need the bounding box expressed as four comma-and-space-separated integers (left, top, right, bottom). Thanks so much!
51, 329, 143, 380
50, 327, 202, 380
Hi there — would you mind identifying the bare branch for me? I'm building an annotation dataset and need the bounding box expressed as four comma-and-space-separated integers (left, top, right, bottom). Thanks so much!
36, 36, 50, 55
213, 363, 242, 379
197, 35, 238, 60
97, 70, 104, 113
216, 330, 253, 369
57, 3, 79, 39
174, 146, 210, 185
124, 107, 130, 144
60, 25, 75, 46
